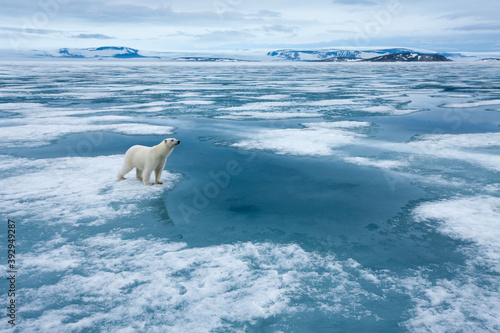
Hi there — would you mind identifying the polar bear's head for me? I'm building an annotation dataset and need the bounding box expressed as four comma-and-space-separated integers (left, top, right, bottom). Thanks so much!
164, 138, 180, 148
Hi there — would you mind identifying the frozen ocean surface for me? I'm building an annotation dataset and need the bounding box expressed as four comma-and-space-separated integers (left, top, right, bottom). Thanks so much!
0, 61, 499, 332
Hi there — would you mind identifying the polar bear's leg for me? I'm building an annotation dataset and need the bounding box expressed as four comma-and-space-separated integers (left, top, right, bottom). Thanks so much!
154, 158, 167, 185
142, 168, 153, 186
136, 168, 143, 181
117, 163, 133, 180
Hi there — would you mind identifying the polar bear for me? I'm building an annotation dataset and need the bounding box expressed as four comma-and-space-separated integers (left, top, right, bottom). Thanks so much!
117, 138, 180, 185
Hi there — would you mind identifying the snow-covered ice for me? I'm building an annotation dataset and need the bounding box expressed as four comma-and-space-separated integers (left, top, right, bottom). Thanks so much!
1, 60, 499, 332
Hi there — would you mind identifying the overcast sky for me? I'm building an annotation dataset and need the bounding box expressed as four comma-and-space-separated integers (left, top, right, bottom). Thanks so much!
1, 0, 499, 52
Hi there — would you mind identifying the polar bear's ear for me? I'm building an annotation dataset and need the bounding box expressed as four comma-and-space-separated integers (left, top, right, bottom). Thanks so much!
164, 139, 168, 143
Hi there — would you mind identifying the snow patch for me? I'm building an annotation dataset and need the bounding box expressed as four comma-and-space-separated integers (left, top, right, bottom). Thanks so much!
403, 272, 500, 333
232, 121, 370, 156
175, 100, 215, 105
414, 196, 500, 272
409, 132, 500, 149
408, 132, 500, 171
219, 101, 295, 111
343, 156, 409, 169
218, 99, 359, 112
0, 112, 174, 147
403, 196, 500, 332
252, 94, 291, 100
18, 233, 382, 332
361, 105, 420, 115
0, 155, 179, 226
442, 99, 500, 108
216, 111, 322, 120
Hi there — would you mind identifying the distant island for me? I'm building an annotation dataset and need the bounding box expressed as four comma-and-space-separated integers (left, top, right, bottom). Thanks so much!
363, 53, 451, 62
56, 47, 149, 59
2, 46, 499, 62
267, 48, 452, 62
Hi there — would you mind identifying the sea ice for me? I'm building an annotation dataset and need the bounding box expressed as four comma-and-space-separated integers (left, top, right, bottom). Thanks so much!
216, 111, 322, 120
0, 155, 179, 226
18, 232, 383, 332
443, 99, 500, 108
231, 121, 370, 156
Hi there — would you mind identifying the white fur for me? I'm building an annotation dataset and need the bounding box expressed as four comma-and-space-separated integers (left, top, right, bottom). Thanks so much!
117, 138, 180, 185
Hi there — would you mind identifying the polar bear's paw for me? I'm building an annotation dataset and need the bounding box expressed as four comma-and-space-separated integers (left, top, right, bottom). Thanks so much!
117, 175, 126, 180
156, 180, 164, 185
144, 181, 153, 186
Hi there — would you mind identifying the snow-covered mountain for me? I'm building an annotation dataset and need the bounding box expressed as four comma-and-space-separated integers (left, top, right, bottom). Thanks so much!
266, 48, 447, 61
34, 47, 255, 61
1, 46, 499, 62
364, 52, 451, 62
50, 47, 450, 61
46, 46, 151, 59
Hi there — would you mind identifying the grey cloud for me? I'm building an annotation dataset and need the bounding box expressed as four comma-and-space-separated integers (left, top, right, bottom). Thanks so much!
2, 0, 499, 52
263, 25, 297, 34
0, 0, 224, 25
0, 0, 282, 26
72, 33, 115, 39
1, 26, 114, 40
453, 23, 500, 32
246, 10, 281, 18
327, 28, 357, 34
331, 0, 378, 5
0, 26, 62, 35
192, 29, 256, 43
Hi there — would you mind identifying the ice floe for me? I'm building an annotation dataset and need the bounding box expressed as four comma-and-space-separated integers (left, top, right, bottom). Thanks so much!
216, 111, 322, 120
218, 101, 295, 111
402, 270, 500, 333
232, 121, 371, 156
403, 196, 500, 332
0, 114, 174, 147
408, 132, 500, 171
174, 100, 215, 105
361, 105, 420, 115
409, 132, 500, 149
218, 99, 359, 112
0, 155, 179, 226
252, 94, 291, 100
414, 196, 500, 272
343, 156, 409, 169
18, 232, 384, 332
443, 99, 500, 108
